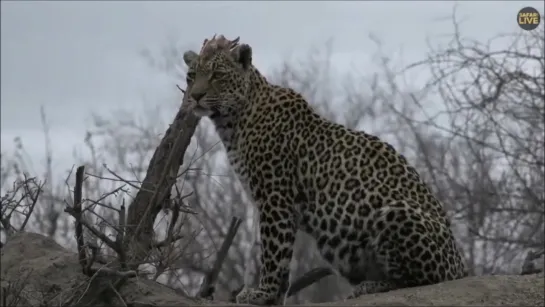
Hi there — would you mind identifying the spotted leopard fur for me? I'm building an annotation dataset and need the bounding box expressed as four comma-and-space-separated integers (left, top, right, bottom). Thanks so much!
182, 35, 468, 305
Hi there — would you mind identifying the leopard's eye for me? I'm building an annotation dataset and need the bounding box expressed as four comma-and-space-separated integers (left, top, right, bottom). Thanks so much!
211, 70, 227, 79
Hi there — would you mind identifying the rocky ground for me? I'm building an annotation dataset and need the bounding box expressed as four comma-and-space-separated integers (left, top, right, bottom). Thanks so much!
1, 232, 543, 306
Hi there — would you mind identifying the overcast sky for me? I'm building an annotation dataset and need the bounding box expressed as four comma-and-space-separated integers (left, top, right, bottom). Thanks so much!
1, 1, 542, 180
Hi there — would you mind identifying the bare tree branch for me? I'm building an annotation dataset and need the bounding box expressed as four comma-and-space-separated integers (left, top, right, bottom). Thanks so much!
198, 216, 242, 299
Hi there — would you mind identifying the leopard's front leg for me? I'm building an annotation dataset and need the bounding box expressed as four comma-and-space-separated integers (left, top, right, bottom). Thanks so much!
236, 190, 297, 306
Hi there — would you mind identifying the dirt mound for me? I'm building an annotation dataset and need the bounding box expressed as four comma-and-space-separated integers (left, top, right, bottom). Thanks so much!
313, 274, 544, 306
1, 232, 543, 306
0, 232, 205, 306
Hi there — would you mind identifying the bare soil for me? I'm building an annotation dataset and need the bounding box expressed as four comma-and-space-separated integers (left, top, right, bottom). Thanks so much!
1, 232, 543, 306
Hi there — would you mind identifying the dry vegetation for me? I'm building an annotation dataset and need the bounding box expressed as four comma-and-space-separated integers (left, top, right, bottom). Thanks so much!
1, 16, 543, 306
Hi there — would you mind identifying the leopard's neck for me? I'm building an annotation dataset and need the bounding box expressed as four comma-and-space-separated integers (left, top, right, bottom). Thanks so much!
209, 65, 270, 150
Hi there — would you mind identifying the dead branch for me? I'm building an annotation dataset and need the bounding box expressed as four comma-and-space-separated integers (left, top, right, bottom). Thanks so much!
154, 189, 191, 252
117, 202, 127, 269
198, 216, 242, 299
286, 267, 335, 297
72, 165, 88, 274
19, 176, 43, 232
64, 165, 132, 278
123, 81, 201, 269
65, 167, 138, 281
0, 175, 45, 238
87, 264, 137, 278
65, 205, 119, 253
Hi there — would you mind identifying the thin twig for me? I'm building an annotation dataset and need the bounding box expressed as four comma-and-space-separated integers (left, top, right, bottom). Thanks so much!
117, 201, 127, 269
88, 265, 137, 278
19, 178, 44, 231
109, 282, 128, 307
176, 84, 186, 94
65, 206, 119, 253
286, 267, 335, 296
166, 199, 180, 242
103, 165, 144, 191
82, 185, 129, 213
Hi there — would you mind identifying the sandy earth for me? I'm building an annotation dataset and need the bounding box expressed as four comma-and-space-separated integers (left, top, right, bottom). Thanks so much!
1, 232, 543, 306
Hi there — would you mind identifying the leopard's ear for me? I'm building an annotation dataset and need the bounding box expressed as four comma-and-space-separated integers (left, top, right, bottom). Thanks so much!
230, 44, 252, 70
183, 50, 199, 66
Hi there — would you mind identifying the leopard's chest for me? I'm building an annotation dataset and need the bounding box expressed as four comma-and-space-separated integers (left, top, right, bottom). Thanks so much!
226, 149, 248, 175
225, 146, 254, 195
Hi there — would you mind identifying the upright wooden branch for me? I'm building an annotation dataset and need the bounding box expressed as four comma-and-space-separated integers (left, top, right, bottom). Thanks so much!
198, 217, 243, 299
124, 82, 200, 269
65, 165, 138, 280
73, 166, 87, 274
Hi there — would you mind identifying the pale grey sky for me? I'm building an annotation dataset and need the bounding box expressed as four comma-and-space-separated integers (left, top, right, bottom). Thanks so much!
1, 1, 542, 179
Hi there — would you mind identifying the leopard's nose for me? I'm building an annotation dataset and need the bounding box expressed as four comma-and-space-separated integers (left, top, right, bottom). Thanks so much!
191, 92, 206, 102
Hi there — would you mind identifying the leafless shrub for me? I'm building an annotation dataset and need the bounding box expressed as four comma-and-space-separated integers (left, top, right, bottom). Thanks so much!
1, 175, 44, 240
377, 12, 544, 274
0, 268, 34, 306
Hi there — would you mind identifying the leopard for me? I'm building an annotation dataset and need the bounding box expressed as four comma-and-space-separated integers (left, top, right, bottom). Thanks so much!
181, 34, 468, 305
